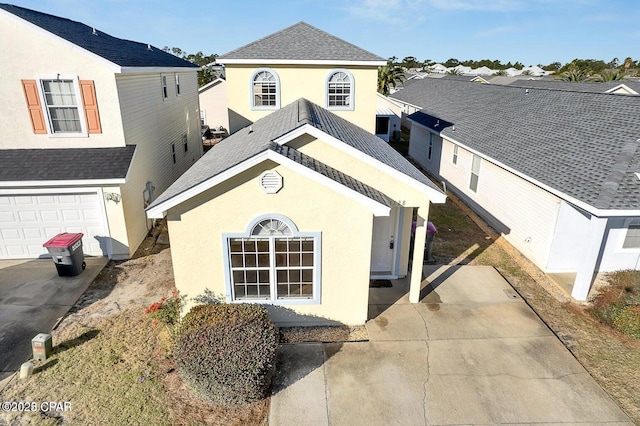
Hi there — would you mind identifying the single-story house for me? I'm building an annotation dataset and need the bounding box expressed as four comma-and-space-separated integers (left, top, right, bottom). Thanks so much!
390, 78, 640, 300
147, 98, 446, 325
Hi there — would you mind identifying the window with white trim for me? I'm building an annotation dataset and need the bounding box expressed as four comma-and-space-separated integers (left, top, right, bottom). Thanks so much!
326, 70, 353, 109
40, 79, 83, 133
171, 143, 176, 164
225, 216, 320, 303
175, 74, 181, 96
470, 154, 481, 192
161, 75, 168, 99
623, 219, 640, 249
452, 144, 459, 165
251, 69, 278, 108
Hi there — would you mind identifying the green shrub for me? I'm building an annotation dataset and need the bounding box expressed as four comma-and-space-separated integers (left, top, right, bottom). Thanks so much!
145, 289, 186, 328
613, 306, 640, 339
174, 304, 278, 405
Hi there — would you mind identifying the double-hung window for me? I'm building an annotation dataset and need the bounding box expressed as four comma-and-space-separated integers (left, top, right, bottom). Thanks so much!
452, 144, 459, 165
225, 216, 320, 304
326, 69, 353, 110
622, 219, 640, 249
427, 133, 434, 161
41, 79, 83, 134
470, 154, 481, 192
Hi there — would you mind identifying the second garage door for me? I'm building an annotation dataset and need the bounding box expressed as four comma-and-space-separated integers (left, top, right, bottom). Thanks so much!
0, 192, 109, 259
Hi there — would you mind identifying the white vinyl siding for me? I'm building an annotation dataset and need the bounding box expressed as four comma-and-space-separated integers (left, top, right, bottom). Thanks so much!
469, 155, 481, 192
115, 71, 202, 256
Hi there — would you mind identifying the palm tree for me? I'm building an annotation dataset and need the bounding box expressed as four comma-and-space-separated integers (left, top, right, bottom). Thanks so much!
555, 66, 589, 82
445, 68, 462, 75
377, 60, 405, 95
589, 69, 625, 82
623, 57, 634, 74
493, 69, 507, 76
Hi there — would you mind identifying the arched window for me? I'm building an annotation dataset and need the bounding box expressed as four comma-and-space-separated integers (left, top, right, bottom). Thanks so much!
224, 215, 321, 304
251, 69, 280, 109
326, 69, 354, 110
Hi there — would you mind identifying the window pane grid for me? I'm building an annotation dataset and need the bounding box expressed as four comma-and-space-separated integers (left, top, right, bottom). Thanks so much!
41, 80, 82, 133
328, 71, 351, 107
623, 224, 640, 249
253, 71, 277, 107
229, 234, 315, 301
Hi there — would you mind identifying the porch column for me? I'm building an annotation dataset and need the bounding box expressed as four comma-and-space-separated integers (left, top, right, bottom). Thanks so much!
409, 206, 428, 303
571, 215, 608, 300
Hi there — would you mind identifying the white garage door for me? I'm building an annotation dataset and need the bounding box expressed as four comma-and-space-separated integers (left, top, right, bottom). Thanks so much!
0, 192, 108, 259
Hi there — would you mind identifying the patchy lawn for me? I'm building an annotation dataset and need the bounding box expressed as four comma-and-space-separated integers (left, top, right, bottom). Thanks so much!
430, 191, 640, 424
0, 226, 269, 426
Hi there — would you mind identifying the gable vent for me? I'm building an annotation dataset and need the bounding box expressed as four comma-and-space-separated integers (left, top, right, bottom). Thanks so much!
260, 170, 283, 194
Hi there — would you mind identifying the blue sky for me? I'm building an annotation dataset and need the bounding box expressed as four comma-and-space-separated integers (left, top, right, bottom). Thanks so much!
8, 0, 639, 66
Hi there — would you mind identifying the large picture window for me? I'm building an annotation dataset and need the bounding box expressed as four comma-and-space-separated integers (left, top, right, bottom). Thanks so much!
224, 216, 320, 304
251, 69, 279, 109
326, 69, 354, 110
41, 79, 82, 133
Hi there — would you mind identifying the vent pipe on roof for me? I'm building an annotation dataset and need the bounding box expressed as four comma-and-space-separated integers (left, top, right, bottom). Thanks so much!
92, 28, 97, 35
147, 44, 152, 51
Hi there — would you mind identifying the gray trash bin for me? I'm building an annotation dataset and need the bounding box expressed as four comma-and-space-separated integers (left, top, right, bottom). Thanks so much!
425, 221, 438, 263
43, 233, 86, 276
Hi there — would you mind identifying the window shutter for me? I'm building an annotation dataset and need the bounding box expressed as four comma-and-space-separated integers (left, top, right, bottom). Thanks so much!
79, 80, 102, 133
21, 80, 47, 134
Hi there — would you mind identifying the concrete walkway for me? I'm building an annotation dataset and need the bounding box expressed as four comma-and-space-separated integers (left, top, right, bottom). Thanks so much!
269, 265, 632, 425
0, 257, 108, 384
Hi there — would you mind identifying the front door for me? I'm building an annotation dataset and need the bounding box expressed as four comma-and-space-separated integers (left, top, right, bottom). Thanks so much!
370, 207, 399, 276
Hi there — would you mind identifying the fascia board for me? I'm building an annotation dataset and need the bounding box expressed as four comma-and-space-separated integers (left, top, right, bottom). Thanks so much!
217, 58, 387, 66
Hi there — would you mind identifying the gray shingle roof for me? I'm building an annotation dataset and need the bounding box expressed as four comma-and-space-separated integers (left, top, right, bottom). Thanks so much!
217, 22, 385, 63
509, 78, 640, 95
273, 145, 390, 207
391, 78, 640, 211
0, 146, 135, 182
0, 3, 198, 68
149, 98, 440, 210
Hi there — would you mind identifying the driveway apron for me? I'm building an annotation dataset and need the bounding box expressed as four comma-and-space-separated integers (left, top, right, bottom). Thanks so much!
270, 265, 632, 425
0, 257, 108, 384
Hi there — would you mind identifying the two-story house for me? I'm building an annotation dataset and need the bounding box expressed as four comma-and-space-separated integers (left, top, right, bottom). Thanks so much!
216, 22, 386, 135
0, 4, 202, 260
148, 24, 446, 326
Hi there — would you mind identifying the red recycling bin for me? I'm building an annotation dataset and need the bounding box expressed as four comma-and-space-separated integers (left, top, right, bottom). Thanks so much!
43, 233, 86, 276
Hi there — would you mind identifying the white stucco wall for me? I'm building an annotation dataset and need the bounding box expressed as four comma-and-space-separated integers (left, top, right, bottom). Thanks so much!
546, 201, 591, 272
599, 217, 640, 272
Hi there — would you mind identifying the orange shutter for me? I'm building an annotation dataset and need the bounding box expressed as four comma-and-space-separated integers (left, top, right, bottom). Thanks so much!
21, 80, 47, 134
79, 80, 102, 134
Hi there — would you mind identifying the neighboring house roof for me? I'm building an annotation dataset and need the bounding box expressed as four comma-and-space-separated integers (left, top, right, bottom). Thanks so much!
198, 77, 225, 93
509, 78, 640, 95
0, 3, 198, 69
0, 146, 135, 184
216, 22, 386, 65
148, 98, 442, 215
391, 78, 640, 213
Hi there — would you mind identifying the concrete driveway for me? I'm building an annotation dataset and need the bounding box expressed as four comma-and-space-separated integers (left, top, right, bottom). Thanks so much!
270, 265, 632, 425
0, 257, 107, 383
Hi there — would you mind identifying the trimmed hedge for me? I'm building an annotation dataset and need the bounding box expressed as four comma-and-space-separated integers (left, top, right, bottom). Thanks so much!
174, 304, 278, 405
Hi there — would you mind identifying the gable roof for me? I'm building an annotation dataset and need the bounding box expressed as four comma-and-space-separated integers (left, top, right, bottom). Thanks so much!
391, 78, 640, 213
216, 22, 386, 65
0, 146, 135, 185
148, 98, 443, 216
0, 3, 198, 69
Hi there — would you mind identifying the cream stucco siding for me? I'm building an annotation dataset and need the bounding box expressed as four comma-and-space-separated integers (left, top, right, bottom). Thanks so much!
167, 160, 374, 326
225, 65, 378, 134
115, 71, 202, 258
0, 10, 125, 149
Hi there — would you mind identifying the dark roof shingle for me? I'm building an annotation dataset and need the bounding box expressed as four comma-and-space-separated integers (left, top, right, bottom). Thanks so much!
0, 146, 136, 182
0, 3, 198, 68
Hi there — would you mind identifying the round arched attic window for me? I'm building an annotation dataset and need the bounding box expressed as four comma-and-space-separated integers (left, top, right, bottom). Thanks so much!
259, 170, 283, 194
